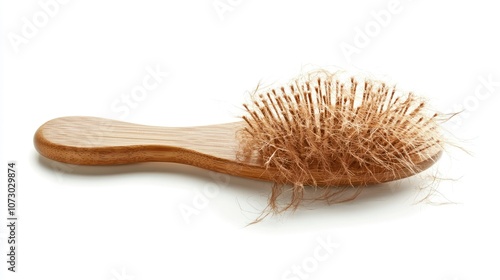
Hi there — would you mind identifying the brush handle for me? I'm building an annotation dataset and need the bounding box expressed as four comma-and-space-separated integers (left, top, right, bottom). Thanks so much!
34, 117, 265, 177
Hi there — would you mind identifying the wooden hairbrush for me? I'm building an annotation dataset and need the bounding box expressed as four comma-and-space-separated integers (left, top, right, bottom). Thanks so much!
34, 71, 444, 211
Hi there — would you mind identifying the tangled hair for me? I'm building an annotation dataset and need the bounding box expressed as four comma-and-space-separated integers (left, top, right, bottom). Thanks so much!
237, 70, 444, 217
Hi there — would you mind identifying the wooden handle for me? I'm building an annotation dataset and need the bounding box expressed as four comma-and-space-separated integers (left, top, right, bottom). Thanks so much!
34, 117, 266, 178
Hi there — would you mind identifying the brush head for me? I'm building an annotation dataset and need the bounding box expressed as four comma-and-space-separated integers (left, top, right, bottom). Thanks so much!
238, 70, 444, 212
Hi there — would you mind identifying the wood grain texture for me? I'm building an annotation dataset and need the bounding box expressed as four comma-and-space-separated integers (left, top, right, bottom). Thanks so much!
34, 116, 441, 186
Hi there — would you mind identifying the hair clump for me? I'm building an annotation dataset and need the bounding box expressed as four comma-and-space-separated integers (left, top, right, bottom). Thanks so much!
237, 70, 444, 217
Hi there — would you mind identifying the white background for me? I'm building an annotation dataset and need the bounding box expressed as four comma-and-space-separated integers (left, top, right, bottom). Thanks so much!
1, 1, 499, 279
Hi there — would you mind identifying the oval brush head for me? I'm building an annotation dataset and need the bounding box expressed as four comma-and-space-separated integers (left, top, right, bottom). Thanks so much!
33, 70, 444, 215
237, 70, 443, 212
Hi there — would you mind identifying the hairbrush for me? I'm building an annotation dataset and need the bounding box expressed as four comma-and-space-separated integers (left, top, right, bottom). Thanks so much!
34, 70, 444, 213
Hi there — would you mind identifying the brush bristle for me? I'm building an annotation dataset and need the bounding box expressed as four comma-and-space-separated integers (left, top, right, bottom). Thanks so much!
237, 70, 444, 215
